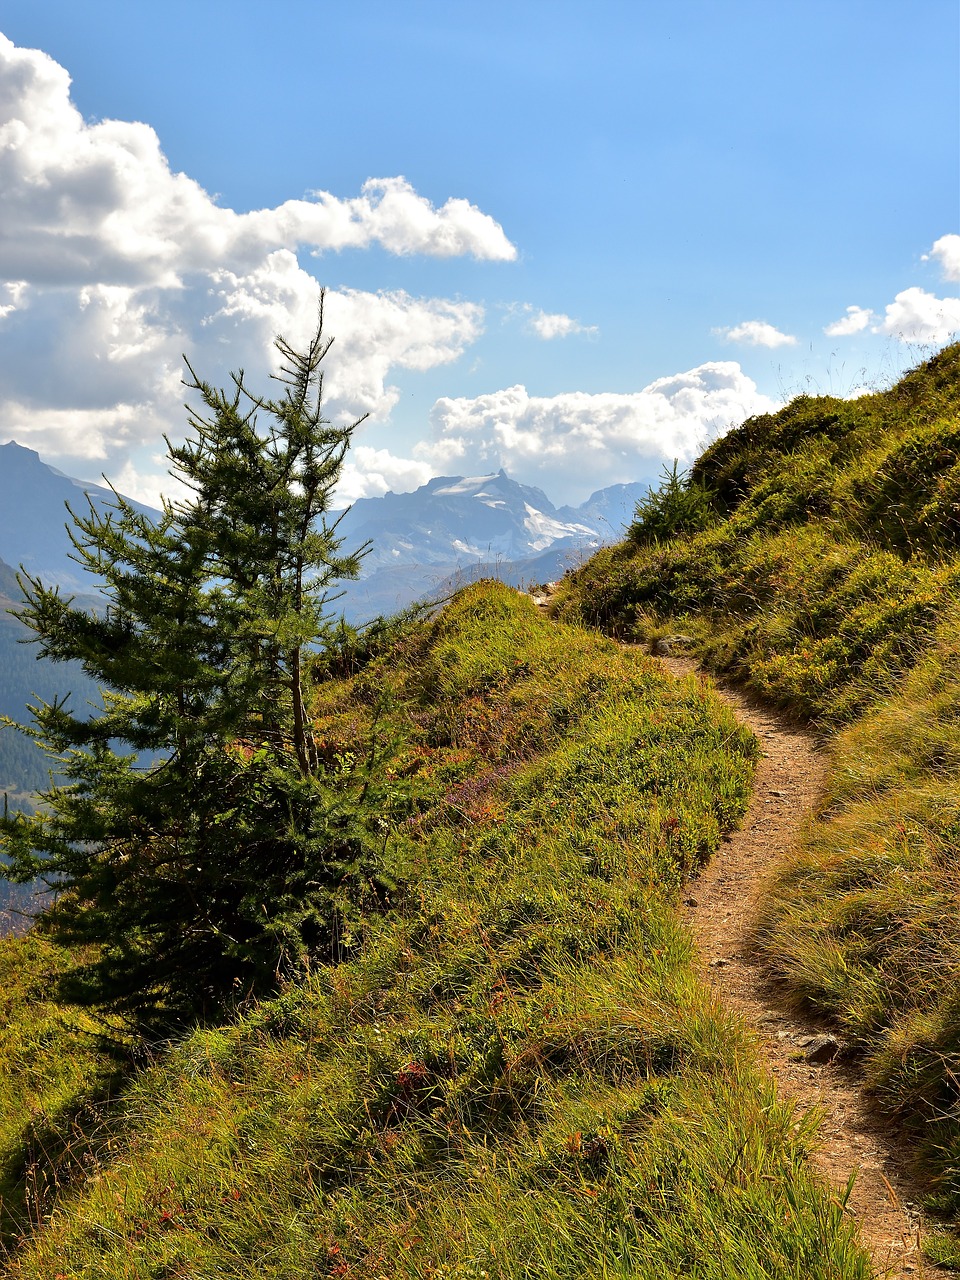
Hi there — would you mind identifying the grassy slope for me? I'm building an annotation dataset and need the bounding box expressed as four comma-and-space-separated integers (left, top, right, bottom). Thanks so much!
0, 584, 870, 1277
555, 344, 960, 1249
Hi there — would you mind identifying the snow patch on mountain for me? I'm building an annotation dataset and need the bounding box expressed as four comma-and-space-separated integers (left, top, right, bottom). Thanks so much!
522, 503, 595, 552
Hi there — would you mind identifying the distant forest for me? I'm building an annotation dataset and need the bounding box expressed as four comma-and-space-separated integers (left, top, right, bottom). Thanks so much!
0, 607, 107, 923
0, 607, 105, 795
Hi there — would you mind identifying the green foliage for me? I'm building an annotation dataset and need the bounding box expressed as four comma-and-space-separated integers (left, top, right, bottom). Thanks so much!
0, 308, 384, 1031
0, 584, 871, 1276
0, 933, 122, 1248
859, 415, 960, 555
627, 460, 719, 545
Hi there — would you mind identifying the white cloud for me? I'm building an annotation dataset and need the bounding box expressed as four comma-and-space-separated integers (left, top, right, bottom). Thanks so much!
713, 320, 797, 348
419, 362, 776, 501
304, 177, 516, 261
321, 289, 484, 420
521, 306, 598, 340
109, 455, 181, 512
0, 268, 485, 466
195, 254, 484, 422
335, 447, 434, 504
823, 237, 960, 347
0, 33, 510, 499
0, 35, 515, 285
924, 233, 960, 282
505, 302, 597, 339
824, 305, 874, 337
0, 400, 165, 462
0, 280, 27, 319
873, 286, 960, 345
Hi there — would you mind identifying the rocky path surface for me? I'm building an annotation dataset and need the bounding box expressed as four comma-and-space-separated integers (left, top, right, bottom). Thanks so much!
659, 653, 927, 1278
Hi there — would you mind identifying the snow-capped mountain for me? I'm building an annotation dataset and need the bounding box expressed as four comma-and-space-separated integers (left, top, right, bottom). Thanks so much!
0, 441, 646, 624
333, 469, 647, 621
335, 469, 644, 575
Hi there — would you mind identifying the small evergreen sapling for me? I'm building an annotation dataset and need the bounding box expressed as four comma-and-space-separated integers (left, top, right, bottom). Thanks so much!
627, 460, 719, 545
0, 304, 383, 1030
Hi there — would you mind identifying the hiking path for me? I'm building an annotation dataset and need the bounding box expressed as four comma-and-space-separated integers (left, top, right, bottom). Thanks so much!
531, 586, 929, 1276
663, 652, 926, 1278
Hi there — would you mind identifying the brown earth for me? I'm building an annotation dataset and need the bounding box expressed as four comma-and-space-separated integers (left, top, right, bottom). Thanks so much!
660, 653, 928, 1278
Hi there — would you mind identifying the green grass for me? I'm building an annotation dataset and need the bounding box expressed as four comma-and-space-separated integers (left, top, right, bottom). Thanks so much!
0, 583, 871, 1277
555, 343, 960, 1250
754, 598, 960, 1219
0, 933, 123, 1248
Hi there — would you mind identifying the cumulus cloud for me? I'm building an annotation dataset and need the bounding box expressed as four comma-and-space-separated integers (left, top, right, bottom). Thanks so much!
336, 447, 435, 505
302, 178, 516, 261
196, 254, 484, 423
514, 305, 598, 340
418, 362, 776, 500
322, 289, 484, 419
0, 35, 515, 285
0, 280, 27, 319
872, 286, 960, 345
0, 253, 484, 464
0, 33, 510, 495
823, 237, 960, 346
924, 233, 960, 282
531, 311, 598, 340
713, 320, 797, 348
823, 305, 874, 337
109, 454, 180, 513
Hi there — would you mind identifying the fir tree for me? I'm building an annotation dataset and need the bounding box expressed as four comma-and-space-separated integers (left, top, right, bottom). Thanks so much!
0, 301, 382, 1031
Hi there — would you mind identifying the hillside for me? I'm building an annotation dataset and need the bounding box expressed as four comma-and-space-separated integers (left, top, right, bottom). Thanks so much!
0, 584, 873, 1277
0, 346, 958, 1273
556, 342, 960, 1263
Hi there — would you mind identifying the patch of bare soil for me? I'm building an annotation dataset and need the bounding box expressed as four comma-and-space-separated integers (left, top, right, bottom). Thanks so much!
659, 654, 928, 1278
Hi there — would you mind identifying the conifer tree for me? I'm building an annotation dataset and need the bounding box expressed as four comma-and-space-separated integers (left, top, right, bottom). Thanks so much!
0, 300, 380, 1030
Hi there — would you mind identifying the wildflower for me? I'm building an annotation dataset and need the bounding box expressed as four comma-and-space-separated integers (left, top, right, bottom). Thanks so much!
396, 1060, 430, 1091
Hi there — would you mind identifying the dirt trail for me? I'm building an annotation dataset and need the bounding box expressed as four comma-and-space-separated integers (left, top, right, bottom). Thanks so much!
530, 585, 930, 1273
529, 586, 926, 1269
658, 653, 927, 1278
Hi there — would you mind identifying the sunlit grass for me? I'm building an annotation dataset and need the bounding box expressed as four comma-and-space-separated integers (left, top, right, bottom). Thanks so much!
556, 343, 960, 1251
0, 583, 871, 1277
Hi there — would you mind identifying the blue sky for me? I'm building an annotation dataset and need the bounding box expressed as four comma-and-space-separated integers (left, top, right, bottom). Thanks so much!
0, 1, 957, 506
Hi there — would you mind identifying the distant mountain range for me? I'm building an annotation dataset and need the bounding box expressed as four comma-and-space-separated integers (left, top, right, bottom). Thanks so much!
332, 470, 646, 620
0, 441, 161, 593
0, 441, 646, 622
0, 443, 645, 914
0, 444, 156, 814
336, 469, 641, 570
